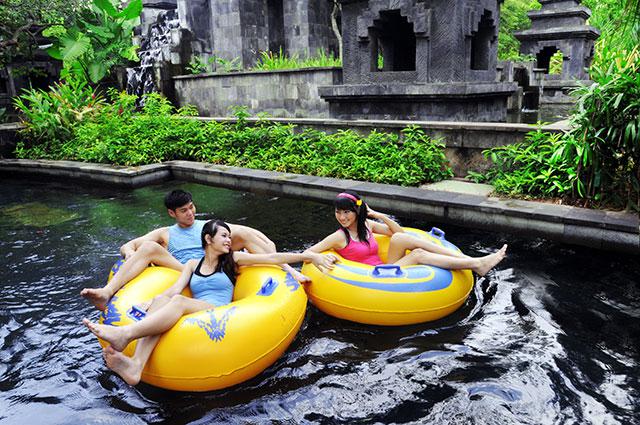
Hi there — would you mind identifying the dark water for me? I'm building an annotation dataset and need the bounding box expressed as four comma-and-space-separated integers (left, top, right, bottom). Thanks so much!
0, 179, 638, 424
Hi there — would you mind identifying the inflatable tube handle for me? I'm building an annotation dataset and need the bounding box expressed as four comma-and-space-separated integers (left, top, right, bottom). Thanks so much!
127, 305, 147, 321
429, 227, 445, 240
257, 277, 279, 296
372, 264, 403, 277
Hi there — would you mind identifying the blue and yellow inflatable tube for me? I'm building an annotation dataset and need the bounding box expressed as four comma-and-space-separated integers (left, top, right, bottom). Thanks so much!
301, 227, 475, 326
98, 262, 307, 392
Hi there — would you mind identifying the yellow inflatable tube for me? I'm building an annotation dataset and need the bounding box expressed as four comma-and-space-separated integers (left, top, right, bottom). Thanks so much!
301, 227, 475, 326
98, 262, 307, 391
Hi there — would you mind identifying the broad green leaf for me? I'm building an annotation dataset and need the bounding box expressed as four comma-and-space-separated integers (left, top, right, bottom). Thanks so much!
88, 63, 107, 83
84, 22, 115, 39
117, 0, 143, 20
61, 34, 92, 64
46, 47, 64, 60
93, 0, 118, 17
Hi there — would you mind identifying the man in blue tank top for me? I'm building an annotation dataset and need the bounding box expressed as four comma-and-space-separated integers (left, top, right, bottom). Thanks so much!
81, 189, 308, 311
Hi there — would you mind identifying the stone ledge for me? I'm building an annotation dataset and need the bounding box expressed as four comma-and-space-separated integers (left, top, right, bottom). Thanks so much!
1, 158, 637, 253
0, 159, 172, 188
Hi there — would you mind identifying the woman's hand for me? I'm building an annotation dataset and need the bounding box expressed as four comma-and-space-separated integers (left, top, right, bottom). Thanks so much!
367, 205, 385, 220
311, 253, 338, 273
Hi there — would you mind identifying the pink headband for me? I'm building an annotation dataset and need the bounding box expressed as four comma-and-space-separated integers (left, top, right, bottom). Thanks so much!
337, 192, 358, 202
337, 192, 362, 206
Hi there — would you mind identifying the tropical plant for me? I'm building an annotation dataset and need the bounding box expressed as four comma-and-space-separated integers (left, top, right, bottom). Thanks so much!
476, 45, 640, 209
583, 0, 640, 56
186, 54, 242, 74
14, 93, 453, 186
498, 0, 540, 61
13, 75, 104, 151
0, 0, 89, 67
42, 0, 141, 83
186, 56, 208, 74
469, 129, 579, 198
568, 46, 640, 209
253, 48, 341, 71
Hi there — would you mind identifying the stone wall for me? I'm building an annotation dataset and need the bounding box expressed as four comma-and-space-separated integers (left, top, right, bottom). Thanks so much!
191, 116, 568, 176
0, 123, 22, 158
199, 0, 337, 68
173, 67, 342, 117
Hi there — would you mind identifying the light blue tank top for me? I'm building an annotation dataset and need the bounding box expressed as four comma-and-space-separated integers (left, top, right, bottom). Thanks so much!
168, 219, 206, 264
189, 258, 234, 307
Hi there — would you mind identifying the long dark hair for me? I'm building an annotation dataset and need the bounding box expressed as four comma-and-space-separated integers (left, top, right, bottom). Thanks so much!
201, 220, 237, 283
334, 190, 370, 245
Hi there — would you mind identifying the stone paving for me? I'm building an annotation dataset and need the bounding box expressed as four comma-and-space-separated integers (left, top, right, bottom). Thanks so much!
0, 158, 637, 254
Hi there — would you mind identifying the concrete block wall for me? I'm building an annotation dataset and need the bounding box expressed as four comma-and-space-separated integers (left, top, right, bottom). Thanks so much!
173, 67, 342, 117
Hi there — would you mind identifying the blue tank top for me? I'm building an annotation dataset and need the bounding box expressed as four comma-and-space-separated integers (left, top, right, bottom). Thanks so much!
189, 258, 234, 307
168, 219, 206, 264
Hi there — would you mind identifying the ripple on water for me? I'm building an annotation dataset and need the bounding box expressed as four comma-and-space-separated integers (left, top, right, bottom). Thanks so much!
1, 180, 639, 424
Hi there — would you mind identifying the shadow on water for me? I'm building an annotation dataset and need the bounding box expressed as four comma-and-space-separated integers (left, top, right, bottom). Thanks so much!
0, 178, 638, 424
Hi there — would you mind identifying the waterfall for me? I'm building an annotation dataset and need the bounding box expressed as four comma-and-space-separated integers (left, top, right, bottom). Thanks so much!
126, 9, 180, 99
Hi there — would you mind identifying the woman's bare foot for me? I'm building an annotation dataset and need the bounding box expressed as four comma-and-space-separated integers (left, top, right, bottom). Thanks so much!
103, 345, 142, 386
82, 318, 131, 352
80, 287, 112, 311
473, 244, 508, 277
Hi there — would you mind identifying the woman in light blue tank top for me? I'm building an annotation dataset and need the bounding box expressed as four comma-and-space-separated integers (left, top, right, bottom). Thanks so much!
83, 220, 338, 386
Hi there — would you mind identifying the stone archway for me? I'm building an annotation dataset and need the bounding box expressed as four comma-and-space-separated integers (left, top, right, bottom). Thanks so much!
470, 10, 496, 71
369, 9, 416, 72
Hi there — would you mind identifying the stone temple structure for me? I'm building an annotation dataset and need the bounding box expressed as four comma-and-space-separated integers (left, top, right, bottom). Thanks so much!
515, 0, 599, 105
318, 0, 517, 122
176, 0, 338, 68
128, 0, 339, 100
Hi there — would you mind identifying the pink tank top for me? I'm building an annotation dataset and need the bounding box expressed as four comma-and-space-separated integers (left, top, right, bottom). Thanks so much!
336, 230, 383, 266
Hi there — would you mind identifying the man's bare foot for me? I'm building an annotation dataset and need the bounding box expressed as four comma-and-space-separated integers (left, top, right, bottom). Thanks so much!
82, 318, 131, 352
103, 345, 142, 386
473, 244, 508, 277
288, 267, 312, 284
80, 287, 112, 311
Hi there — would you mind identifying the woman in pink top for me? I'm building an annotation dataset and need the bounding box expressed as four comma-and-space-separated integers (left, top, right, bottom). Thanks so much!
305, 191, 507, 276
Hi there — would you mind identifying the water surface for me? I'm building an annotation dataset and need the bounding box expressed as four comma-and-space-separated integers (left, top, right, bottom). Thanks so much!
0, 179, 638, 424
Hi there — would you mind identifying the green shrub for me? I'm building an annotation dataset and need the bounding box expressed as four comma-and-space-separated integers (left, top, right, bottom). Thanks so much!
186, 55, 242, 74
469, 129, 579, 198
568, 46, 640, 209
15, 93, 452, 187
253, 48, 341, 71
13, 76, 104, 158
477, 39, 639, 210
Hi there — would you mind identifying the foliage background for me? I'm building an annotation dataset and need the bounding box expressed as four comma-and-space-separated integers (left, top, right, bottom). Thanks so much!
0, 0, 88, 67
14, 91, 454, 187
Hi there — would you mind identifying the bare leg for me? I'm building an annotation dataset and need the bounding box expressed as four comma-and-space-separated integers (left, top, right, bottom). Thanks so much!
394, 245, 508, 276
387, 233, 468, 264
80, 241, 184, 311
101, 295, 172, 385
83, 295, 212, 351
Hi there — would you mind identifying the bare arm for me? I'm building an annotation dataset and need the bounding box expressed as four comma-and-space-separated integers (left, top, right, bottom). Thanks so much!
119, 227, 169, 259
304, 231, 346, 254
367, 206, 403, 236
233, 250, 337, 271
162, 259, 196, 297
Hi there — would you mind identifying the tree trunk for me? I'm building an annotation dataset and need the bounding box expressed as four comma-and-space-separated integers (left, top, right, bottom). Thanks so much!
330, 1, 342, 62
